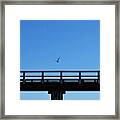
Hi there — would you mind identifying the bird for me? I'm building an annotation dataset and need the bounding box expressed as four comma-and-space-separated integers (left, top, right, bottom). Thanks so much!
56, 57, 60, 63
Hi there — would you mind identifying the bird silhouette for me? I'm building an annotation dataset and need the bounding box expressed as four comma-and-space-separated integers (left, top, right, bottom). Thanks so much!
56, 57, 60, 63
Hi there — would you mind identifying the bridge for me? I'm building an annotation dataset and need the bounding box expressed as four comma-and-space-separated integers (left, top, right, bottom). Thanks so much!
20, 70, 100, 100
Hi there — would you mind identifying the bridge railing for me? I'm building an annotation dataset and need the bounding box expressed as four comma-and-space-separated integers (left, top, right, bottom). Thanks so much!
20, 71, 100, 84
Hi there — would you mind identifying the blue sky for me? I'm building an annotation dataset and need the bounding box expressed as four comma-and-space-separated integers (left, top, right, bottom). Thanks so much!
20, 20, 100, 100
20, 20, 100, 70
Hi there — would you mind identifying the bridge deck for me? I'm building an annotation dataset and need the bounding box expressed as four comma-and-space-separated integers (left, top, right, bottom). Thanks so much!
20, 71, 100, 100
20, 82, 100, 91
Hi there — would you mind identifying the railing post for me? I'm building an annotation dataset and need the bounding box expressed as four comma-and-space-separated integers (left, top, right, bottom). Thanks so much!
98, 71, 100, 84
23, 71, 25, 84
79, 72, 81, 84
41, 71, 44, 84
60, 71, 63, 84
81, 72, 84, 84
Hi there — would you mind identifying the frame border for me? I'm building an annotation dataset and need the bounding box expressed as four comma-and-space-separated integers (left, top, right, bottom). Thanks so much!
0, 0, 119, 119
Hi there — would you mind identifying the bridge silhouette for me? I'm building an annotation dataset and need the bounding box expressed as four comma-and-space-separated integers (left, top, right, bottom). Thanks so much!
20, 70, 100, 100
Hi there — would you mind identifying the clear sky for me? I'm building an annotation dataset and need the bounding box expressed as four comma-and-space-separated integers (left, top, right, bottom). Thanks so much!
20, 20, 100, 100
20, 20, 100, 70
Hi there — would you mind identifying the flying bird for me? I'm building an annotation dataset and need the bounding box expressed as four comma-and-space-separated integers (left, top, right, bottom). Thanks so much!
56, 57, 60, 63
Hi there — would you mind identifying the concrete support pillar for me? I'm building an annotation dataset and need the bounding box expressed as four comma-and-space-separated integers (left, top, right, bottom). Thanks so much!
48, 91, 65, 100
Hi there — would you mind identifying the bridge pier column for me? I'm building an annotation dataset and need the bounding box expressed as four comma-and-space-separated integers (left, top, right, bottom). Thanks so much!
48, 91, 65, 100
